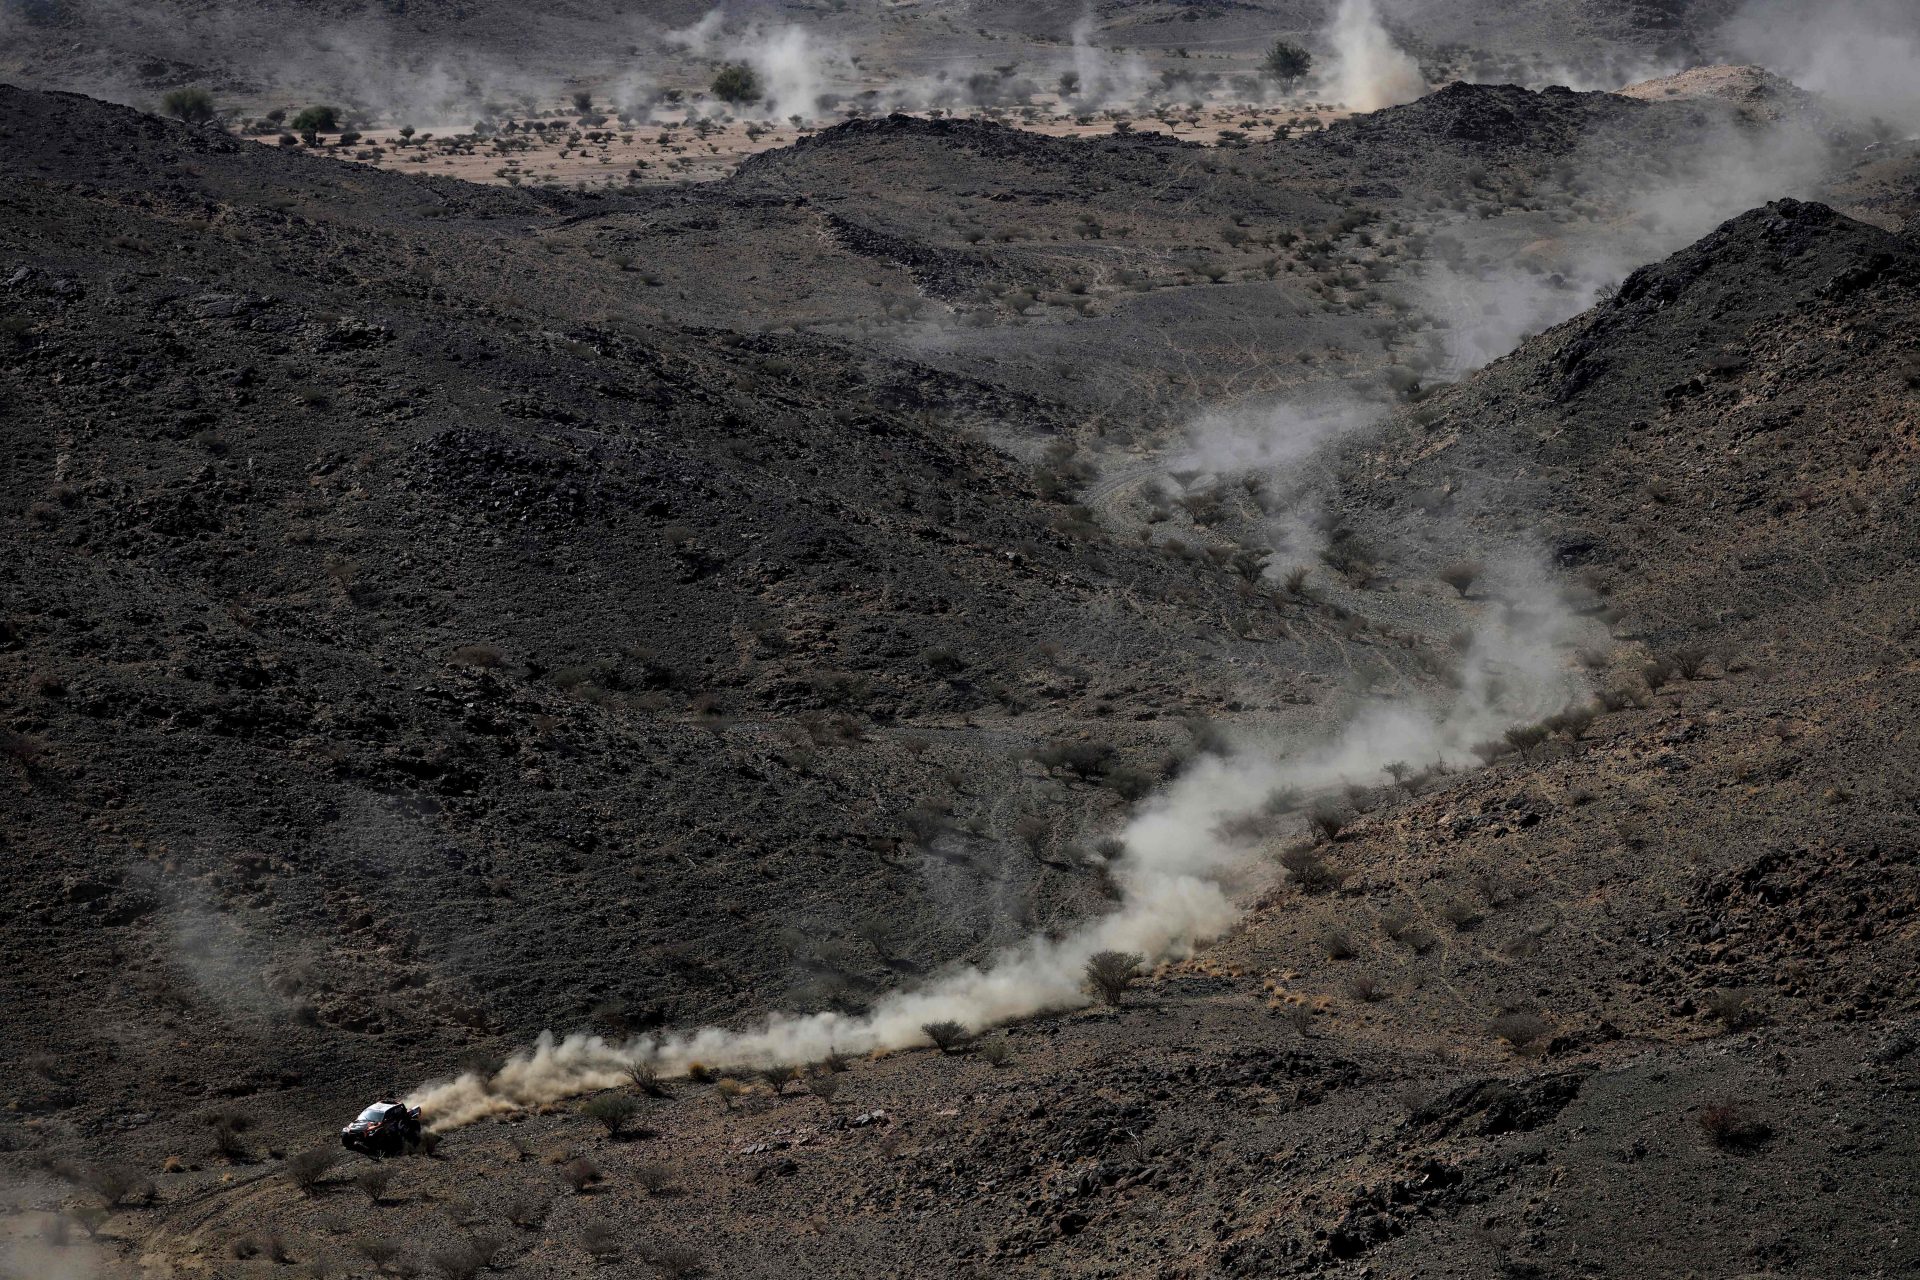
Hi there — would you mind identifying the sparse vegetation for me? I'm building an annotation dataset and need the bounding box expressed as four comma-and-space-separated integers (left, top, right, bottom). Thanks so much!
1306, 801, 1347, 843
291, 104, 339, 134
1084, 950, 1145, 1005
1697, 1103, 1771, 1150
355, 1162, 395, 1204
1276, 842, 1346, 892
759, 1063, 802, 1095
559, 1156, 603, 1193
161, 86, 216, 125
711, 64, 761, 105
922, 1020, 970, 1053
283, 1147, 338, 1196
581, 1093, 643, 1137
1489, 1011, 1551, 1051
74, 1162, 155, 1208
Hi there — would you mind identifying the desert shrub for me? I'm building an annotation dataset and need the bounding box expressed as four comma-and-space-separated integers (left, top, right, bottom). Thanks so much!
712, 1078, 745, 1110
1084, 950, 1144, 1005
1380, 908, 1437, 953
579, 1219, 623, 1259
922, 1020, 969, 1054
804, 1073, 842, 1105
1546, 706, 1595, 740
162, 86, 216, 124
1594, 686, 1634, 712
1316, 925, 1356, 960
759, 1063, 801, 1095
450, 643, 506, 669
1641, 660, 1673, 691
1705, 988, 1759, 1030
581, 1094, 642, 1138
626, 1061, 671, 1098
1305, 802, 1347, 843
503, 1189, 549, 1228
284, 1147, 337, 1195
291, 105, 339, 133
1276, 843, 1346, 893
711, 64, 761, 104
645, 1242, 707, 1279
206, 1108, 251, 1160
1036, 739, 1117, 782
922, 645, 966, 675
1012, 813, 1050, 854
558, 1157, 602, 1193
1345, 974, 1388, 1003
0, 728, 45, 770
1670, 646, 1711, 680
355, 1235, 403, 1269
76, 1163, 154, 1207
1504, 723, 1549, 753
1228, 547, 1268, 584
1438, 560, 1481, 596
977, 1038, 1014, 1068
635, 1163, 675, 1196
1438, 896, 1483, 931
1697, 1103, 1771, 1150
429, 1235, 504, 1279
1489, 1011, 1550, 1050
355, 1162, 394, 1203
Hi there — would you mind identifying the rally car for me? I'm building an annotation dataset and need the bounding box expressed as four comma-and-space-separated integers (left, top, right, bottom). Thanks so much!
340, 1101, 424, 1158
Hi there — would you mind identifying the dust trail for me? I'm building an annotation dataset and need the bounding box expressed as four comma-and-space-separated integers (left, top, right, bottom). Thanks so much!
410, 581, 1583, 1129
1323, 0, 1426, 113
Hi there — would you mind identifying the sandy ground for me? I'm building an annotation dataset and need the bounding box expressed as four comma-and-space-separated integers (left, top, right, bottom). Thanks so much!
242, 99, 1348, 187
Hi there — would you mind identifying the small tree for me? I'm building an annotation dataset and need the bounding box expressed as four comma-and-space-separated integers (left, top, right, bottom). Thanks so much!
1263, 41, 1313, 93
711, 64, 761, 105
162, 86, 216, 125
805, 1072, 842, 1105
581, 1094, 641, 1138
1084, 950, 1144, 1005
922, 1020, 969, 1054
291, 105, 339, 134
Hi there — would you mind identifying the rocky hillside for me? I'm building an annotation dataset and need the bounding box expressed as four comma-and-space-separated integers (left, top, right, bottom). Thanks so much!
2, 74, 1917, 1280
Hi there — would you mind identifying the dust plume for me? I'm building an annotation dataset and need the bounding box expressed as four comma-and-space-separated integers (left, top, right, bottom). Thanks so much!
1060, 16, 1154, 110
665, 9, 853, 123
1418, 106, 1837, 376
409, 577, 1585, 1129
1322, 0, 1426, 113
1718, 0, 1920, 131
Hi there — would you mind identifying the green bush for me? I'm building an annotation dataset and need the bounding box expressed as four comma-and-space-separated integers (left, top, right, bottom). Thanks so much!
161, 87, 216, 125
711, 64, 761, 104
291, 105, 339, 134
